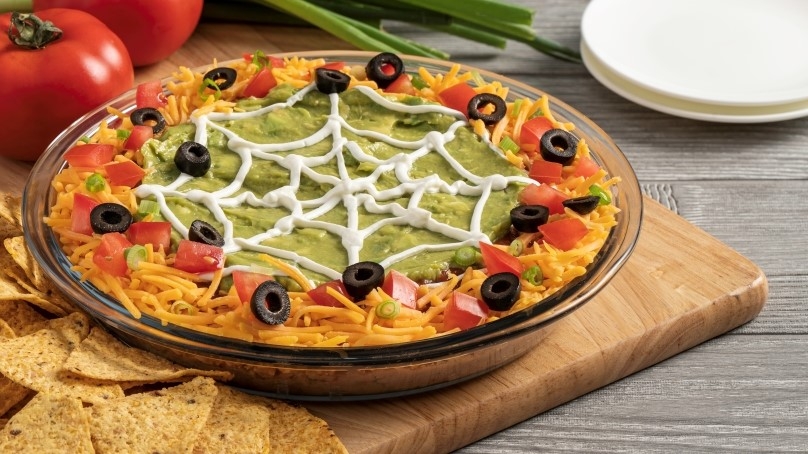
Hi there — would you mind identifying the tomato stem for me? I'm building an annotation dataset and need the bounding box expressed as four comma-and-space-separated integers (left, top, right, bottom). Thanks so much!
8, 11, 62, 49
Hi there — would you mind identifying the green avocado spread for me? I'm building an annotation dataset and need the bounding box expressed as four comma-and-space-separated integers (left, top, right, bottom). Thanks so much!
140, 84, 526, 285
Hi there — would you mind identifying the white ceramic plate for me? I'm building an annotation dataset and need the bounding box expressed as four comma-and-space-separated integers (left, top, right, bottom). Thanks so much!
581, 38, 808, 123
581, 0, 808, 107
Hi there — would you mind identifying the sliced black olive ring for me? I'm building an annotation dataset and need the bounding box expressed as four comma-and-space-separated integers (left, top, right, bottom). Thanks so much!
365, 52, 404, 89
174, 141, 211, 177
315, 68, 351, 94
130, 107, 166, 135
188, 219, 225, 247
480, 272, 521, 311
202, 67, 238, 91
90, 203, 133, 234
540, 129, 579, 165
562, 195, 601, 215
250, 280, 291, 325
467, 93, 507, 126
342, 261, 385, 300
510, 204, 550, 233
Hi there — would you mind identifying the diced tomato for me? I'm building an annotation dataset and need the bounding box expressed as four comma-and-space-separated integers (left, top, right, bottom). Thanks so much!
381, 270, 419, 309
125, 221, 171, 251
71, 193, 99, 235
105, 160, 146, 187
519, 184, 569, 215
123, 125, 154, 152
307, 279, 351, 307
232, 270, 274, 304
243, 53, 286, 68
437, 83, 477, 116
519, 116, 554, 153
539, 218, 589, 251
173, 240, 224, 273
384, 74, 416, 95
479, 242, 524, 276
528, 159, 564, 184
573, 156, 601, 178
93, 232, 132, 277
444, 291, 488, 331
63, 144, 115, 168
135, 80, 166, 109
320, 61, 345, 71
242, 67, 278, 98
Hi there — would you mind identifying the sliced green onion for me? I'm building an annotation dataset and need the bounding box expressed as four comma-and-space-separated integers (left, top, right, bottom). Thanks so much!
84, 173, 106, 193
375, 299, 400, 319
498, 136, 520, 154
136, 199, 161, 220
410, 74, 428, 90
170, 300, 198, 315
78, 135, 91, 143
529, 109, 544, 119
124, 245, 148, 271
510, 99, 524, 118
522, 265, 543, 286
198, 77, 223, 101
452, 246, 481, 267
251, 49, 268, 68
470, 70, 486, 88
589, 184, 612, 206
117, 129, 131, 140
508, 238, 523, 256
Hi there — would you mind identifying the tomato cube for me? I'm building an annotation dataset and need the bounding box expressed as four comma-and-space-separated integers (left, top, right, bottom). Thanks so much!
242, 67, 278, 98
519, 184, 569, 215
384, 74, 416, 95
444, 291, 488, 331
232, 270, 274, 304
381, 270, 419, 309
71, 193, 99, 235
64, 144, 115, 168
438, 83, 477, 116
479, 242, 524, 276
105, 159, 146, 187
539, 218, 589, 251
174, 240, 224, 273
307, 279, 351, 307
519, 116, 554, 153
93, 232, 132, 277
126, 221, 171, 251
573, 156, 601, 178
123, 125, 154, 152
529, 159, 564, 184
135, 80, 166, 109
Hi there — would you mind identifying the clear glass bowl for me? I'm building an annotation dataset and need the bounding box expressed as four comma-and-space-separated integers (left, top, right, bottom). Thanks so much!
23, 51, 643, 401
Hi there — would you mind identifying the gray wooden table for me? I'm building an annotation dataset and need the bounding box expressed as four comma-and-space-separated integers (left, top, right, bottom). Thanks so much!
383, 0, 808, 451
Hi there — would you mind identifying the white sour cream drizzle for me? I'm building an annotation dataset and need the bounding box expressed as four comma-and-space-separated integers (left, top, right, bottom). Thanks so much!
134, 83, 535, 281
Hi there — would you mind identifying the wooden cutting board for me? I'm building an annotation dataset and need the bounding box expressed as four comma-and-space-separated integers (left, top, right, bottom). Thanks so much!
309, 197, 767, 453
3, 23, 767, 453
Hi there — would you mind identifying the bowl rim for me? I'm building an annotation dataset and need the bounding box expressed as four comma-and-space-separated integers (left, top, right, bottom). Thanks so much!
23, 50, 643, 367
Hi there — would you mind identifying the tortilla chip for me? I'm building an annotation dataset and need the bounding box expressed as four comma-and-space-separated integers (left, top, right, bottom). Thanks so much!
64, 326, 233, 384
0, 317, 30, 417
0, 300, 49, 337
1, 237, 75, 315
0, 273, 68, 316
0, 318, 14, 340
0, 393, 94, 453
87, 376, 218, 454
0, 193, 21, 240
264, 399, 349, 454
0, 313, 124, 404
192, 385, 271, 454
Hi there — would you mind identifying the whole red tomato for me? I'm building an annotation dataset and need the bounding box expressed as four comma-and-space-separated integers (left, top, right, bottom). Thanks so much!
34, 0, 203, 67
0, 10, 133, 161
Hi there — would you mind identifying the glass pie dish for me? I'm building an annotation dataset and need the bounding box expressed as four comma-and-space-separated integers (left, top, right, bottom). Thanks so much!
23, 51, 643, 401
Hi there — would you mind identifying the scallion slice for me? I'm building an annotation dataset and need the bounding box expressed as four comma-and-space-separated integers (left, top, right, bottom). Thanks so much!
198, 77, 223, 101
589, 184, 612, 205
85, 173, 106, 193
375, 299, 400, 319
522, 265, 543, 286
452, 246, 481, 267
117, 129, 131, 140
508, 238, 523, 256
136, 199, 161, 220
498, 136, 520, 154
124, 245, 148, 271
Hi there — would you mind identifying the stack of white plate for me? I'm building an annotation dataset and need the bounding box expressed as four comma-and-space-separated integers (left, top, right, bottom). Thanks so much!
580, 0, 808, 123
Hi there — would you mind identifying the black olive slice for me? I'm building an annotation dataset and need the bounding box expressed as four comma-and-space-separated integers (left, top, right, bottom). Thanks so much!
481, 272, 521, 311
365, 52, 404, 89
174, 141, 211, 177
315, 68, 351, 94
540, 129, 579, 165
202, 67, 238, 91
130, 107, 166, 135
467, 93, 507, 125
188, 219, 224, 247
342, 261, 385, 300
90, 203, 133, 234
250, 280, 291, 325
562, 195, 601, 215
510, 205, 549, 232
